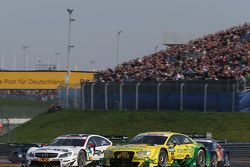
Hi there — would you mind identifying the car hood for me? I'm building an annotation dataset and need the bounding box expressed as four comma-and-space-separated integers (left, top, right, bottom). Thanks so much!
32, 146, 78, 153
107, 144, 161, 152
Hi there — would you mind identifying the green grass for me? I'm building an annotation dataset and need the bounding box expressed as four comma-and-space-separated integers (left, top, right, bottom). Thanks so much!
5, 109, 250, 143
0, 98, 48, 118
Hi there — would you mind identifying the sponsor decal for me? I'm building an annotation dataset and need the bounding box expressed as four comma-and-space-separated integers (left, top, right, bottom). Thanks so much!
143, 132, 169, 137
168, 148, 175, 152
39, 158, 50, 162
116, 152, 130, 159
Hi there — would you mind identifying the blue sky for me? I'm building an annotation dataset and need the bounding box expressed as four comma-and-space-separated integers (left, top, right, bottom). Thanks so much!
0, 0, 249, 71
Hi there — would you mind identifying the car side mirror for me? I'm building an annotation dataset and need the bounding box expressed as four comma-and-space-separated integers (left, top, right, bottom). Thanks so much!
168, 141, 177, 148
41, 144, 48, 147
88, 144, 96, 149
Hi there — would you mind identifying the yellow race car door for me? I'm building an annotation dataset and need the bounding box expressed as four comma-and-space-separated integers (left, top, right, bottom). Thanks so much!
166, 134, 191, 161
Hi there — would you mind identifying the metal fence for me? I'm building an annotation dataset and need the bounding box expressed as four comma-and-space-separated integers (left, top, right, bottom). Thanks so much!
58, 85, 81, 109
58, 80, 249, 112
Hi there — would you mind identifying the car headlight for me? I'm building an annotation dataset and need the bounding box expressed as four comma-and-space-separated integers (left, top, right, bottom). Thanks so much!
137, 151, 151, 157
59, 152, 72, 158
27, 152, 35, 158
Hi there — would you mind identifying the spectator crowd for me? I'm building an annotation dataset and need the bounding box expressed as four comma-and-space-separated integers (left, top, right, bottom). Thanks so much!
98, 23, 250, 82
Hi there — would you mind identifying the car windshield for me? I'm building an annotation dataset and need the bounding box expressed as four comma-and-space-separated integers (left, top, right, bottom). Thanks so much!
48, 138, 86, 146
128, 135, 168, 145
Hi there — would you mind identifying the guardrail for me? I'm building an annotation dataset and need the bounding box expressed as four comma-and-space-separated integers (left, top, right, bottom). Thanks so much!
0, 143, 18, 155
222, 143, 250, 157
1, 143, 250, 158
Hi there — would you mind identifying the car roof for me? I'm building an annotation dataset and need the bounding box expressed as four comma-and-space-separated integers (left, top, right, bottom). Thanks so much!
60, 134, 90, 137
56, 134, 106, 140
138, 132, 180, 137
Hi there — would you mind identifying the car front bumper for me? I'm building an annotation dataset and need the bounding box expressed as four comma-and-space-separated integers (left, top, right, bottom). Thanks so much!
27, 157, 77, 167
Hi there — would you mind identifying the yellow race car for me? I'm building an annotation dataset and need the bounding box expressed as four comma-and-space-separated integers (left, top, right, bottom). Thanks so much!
100, 132, 210, 167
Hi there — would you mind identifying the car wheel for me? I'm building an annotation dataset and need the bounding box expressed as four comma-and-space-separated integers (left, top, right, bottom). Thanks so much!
77, 150, 87, 167
158, 149, 167, 167
196, 149, 206, 167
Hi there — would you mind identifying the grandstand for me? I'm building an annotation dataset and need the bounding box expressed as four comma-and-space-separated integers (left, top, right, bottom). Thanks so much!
66, 23, 250, 112
97, 23, 250, 84
1, 23, 249, 111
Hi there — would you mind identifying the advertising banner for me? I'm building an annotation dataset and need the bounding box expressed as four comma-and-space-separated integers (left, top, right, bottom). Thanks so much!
0, 71, 94, 89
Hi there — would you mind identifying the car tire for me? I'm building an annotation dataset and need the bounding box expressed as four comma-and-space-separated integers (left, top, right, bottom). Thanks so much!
196, 149, 206, 167
158, 149, 167, 167
77, 150, 87, 167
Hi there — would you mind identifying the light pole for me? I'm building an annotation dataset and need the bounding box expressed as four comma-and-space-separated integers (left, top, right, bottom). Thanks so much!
1, 52, 4, 70
66, 9, 75, 74
55, 52, 60, 71
65, 9, 75, 109
90, 60, 96, 71
13, 53, 17, 70
116, 31, 122, 66
22, 45, 28, 70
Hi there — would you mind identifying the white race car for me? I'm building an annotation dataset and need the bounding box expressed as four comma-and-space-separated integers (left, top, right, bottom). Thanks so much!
26, 134, 112, 167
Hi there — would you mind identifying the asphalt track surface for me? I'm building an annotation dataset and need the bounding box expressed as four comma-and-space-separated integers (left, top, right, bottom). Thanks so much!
1, 157, 250, 167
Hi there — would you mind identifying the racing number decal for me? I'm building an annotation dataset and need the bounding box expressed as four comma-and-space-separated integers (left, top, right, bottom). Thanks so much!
89, 147, 105, 155
94, 149, 104, 156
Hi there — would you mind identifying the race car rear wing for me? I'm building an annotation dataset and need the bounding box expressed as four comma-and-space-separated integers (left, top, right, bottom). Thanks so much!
186, 132, 213, 139
103, 135, 129, 145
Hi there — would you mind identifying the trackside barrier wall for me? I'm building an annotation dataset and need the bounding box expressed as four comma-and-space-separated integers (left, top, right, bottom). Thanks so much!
58, 80, 250, 112
80, 80, 248, 112
0, 143, 249, 158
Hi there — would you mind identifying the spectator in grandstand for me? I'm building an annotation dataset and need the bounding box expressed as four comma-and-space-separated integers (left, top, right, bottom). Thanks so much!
97, 23, 250, 83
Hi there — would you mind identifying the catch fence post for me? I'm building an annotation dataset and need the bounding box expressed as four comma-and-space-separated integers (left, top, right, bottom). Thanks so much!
81, 83, 86, 110
232, 84, 235, 112
74, 85, 78, 108
180, 83, 184, 111
204, 84, 208, 112
119, 83, 124, 110
236, 79, 239, 92
58, 86, 62, 107
157, 82, 161, 111
66, 84, 69, 109
135, 82, 141, 110
105, 83, 109, 110
91, 82, 96, 110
